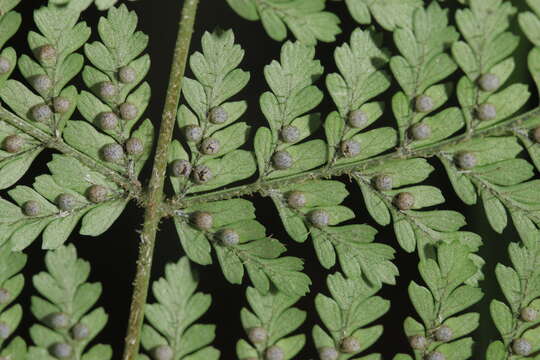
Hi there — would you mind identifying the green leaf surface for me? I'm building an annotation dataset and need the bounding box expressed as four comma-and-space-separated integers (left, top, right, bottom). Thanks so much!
29, 245, 111, 359
141, 257, 218, 359
228, 0, 341, 45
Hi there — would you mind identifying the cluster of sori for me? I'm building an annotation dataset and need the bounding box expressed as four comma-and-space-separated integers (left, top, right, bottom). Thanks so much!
2, 0, 540, 359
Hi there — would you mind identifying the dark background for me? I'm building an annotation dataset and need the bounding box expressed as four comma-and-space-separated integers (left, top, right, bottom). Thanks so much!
11, 0, 533, 358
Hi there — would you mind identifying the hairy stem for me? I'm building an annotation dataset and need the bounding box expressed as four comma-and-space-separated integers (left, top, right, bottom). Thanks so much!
121, 0, 200, 359
0, 106, 140, 196
167, 106, 540, 210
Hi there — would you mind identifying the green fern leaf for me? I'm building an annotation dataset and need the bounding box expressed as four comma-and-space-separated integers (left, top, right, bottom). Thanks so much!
174, 198, 311, 296
139, 257, 220, 360
227, 0, 341, 45
404, 242, 482, 360
169, 30, 255, 197
255, 40, 324, 179
237, 287, 305, 360
313, 272, 389, 359
27, 244, 111, 359
345, 0, 422, 30
0, 242, 27, 358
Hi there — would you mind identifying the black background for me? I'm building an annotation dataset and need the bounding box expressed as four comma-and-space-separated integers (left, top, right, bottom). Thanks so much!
11, 0, 533, 359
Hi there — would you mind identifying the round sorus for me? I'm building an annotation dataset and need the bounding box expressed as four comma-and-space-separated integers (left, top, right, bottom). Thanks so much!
98, 81, 118, 100
478, 73, 500, 92
415, 95, 434, 113
318, 347, 339, 360
0, 56, 11, 74
532, 126, 540, 143
272, 151, 293, 170
476, 103, 497, 121
217, 228, 240, 246
86, 185, 108, 203
32, 74, 53, 92
340, 139, 361, 158
410, 123, 431, 140
425, 352, 445, 360
118, 66, 137, 84
191, 211, 213, 231
209, 106, 228, 124
36, 44, 57, 63
373, 174, 393, 191
434, 325, 453, 342
152, 345, 173, 360
31, 103, 53, 123
56, 193, 76, 211
200, 138, 220, 155
49, 342, 73, 359
455, 152, 477, 170
340, 336, 361, 353
46, 312, 70, 330
512, 338, 532, 356
265, 346, 285, 360
0, 288, 10, 304
99, 112, 119, 130
101, 143, 124, 162
409, 335, 427, 350
3, 135, 24, 153
280, 125, 301, 143
191, 165, 212, 184
22, 200, 41, 217
394, 192, 415, 210
287, 191, 307, 209
184, 125, 203, 142
308, 209, 330, 228
348, 109, 368, 128
71, 323, 90, 340
53, 96, 71, 114
0, 322, 9, 339
520, 307, 538, 322
170, 159, 192, 177
119, 102, 139, 121
247, 326, 268, 344
125, 137, 144, 155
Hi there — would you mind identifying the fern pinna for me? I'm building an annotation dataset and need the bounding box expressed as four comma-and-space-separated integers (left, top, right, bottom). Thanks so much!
0, 0, 539, 359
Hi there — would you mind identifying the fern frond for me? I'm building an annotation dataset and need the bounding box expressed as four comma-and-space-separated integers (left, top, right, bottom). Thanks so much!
237, 287, 305, 360
27, 244, 111, 359
344, 0, 422, 31
313, 272, 389, 359
519, 0, 540, 173
324, 28, 391, 166
0, 3, 152, 251
169, 29, 254, 199
174, 198, 311, 296
0, 0, 21, 85
452, 0, 528, 133
397, 242, 483, 360
49, 0, 123, 11
0, 152, 130, 250
270, 180, 398, 286
391, 1, 459, 148
0, 2, 88, 189
139, 257, 220, 360
0, 242, 27, 359
76, 4, 153, 180
486, 237, 540, 359
255, 40, 325, 180
226, 0, 341, 45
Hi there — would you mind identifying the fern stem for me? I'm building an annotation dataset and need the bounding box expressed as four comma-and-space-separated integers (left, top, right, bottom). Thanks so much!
167, 106, 540, 210
0, 106, 140, 196
121, 0, 200, 359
